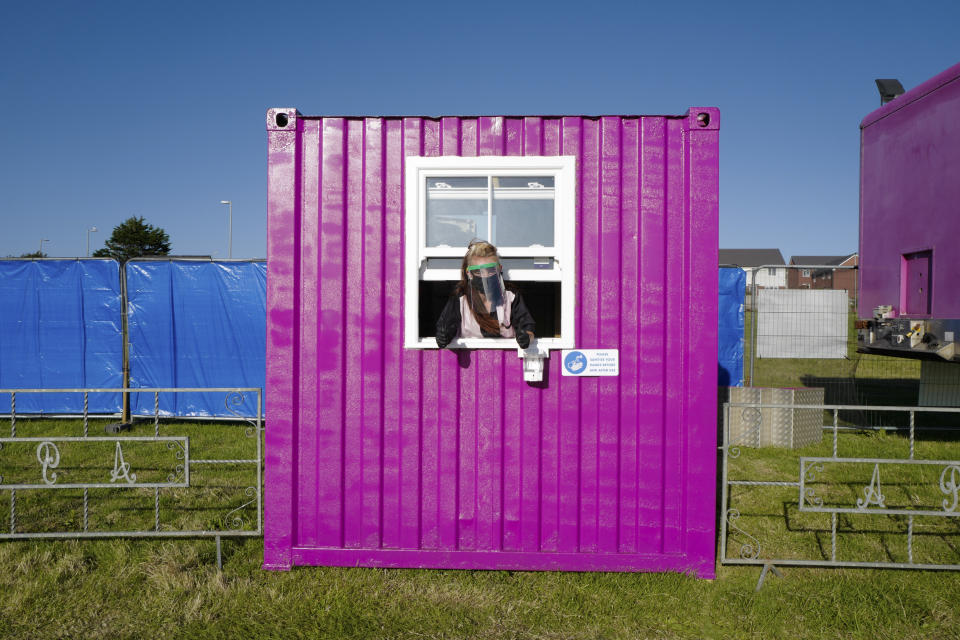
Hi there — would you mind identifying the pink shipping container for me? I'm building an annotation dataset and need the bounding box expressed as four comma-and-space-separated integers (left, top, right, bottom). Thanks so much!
264, 107, 720, 577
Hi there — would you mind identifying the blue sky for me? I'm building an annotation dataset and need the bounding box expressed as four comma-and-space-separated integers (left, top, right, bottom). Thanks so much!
1, 1, 956, 262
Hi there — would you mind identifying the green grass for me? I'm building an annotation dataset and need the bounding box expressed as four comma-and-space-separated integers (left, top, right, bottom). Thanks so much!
3, 536, 960, 639
2, 420, 960, 638
1, 532, 959, 638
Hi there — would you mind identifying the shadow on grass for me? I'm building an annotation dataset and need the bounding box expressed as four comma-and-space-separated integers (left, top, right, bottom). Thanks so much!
771, 500, 960, 562
796, 375, 960, 428
800, 375, 919, 405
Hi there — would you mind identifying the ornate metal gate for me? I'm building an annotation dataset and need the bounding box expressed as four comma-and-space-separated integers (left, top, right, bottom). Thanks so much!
720, 401, 960, 587
0, 387, 262, 567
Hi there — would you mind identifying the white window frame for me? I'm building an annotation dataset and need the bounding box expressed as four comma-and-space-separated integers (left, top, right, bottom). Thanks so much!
404, 155, 576, 350
801, 269, 811, 278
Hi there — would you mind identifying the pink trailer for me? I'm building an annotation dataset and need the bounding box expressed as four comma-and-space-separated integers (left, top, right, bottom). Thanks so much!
857, 61, 960, 363
264, 108, 720, 577
859, 61, 960, 320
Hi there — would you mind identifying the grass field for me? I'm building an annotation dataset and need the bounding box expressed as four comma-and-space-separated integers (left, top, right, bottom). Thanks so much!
3, 537, 960, 639
2, 418, 960, 638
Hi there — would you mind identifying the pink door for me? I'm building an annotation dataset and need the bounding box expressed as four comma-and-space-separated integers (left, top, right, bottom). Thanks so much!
902, 251, 932, 316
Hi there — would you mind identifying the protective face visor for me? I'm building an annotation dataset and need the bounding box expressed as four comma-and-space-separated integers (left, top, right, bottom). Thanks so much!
467, 262, 506, 313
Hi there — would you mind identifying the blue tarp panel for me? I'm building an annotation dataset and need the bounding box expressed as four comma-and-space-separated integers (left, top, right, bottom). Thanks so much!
0, 260, 736, 414
126, 261, 266, 417
719, 267, 746, 387
0, 260, 123, 413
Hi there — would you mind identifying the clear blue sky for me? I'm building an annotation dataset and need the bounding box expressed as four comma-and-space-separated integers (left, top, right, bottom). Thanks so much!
1, 1, 956, 262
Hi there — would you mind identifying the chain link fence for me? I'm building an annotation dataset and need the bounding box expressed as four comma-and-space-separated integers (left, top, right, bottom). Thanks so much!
735, 264, 958, 428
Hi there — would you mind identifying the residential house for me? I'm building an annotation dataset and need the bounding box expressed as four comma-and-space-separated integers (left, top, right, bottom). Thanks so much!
788, 254, 858, 299
719, 248, 787, 289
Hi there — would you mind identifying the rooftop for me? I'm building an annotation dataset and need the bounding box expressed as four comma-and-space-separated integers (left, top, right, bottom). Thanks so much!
719, 248, 785, 267
789, 253, 857, 266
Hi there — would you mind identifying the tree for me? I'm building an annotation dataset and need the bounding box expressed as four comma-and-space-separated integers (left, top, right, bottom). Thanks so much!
18, 251, 46, 258
92, 216, 170, 263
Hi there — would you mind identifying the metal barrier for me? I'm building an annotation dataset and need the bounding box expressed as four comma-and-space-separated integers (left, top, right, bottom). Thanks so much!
0, 387, 262, 568
720, 401, 960, 589
733, 264, 945, 427
746, 264, 859, 383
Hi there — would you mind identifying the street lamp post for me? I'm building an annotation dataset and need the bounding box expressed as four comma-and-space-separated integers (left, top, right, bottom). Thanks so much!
39, 238, 50, 256
220, 200, 232, 259
86, 226, 98, 257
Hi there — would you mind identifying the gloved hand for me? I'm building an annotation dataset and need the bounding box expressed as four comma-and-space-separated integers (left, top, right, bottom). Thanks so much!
516, 331, 531, 349
436, 333, 451, 349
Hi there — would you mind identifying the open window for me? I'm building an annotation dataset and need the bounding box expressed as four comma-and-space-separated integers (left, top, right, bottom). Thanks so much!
404, 156, 576, 349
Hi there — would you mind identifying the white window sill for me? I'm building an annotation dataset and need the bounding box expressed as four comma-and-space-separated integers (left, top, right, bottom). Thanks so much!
406, 337, 572, 350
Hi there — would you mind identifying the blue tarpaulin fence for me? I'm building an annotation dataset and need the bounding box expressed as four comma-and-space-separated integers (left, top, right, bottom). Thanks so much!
0, 260, 736, 415
718, 267, 746, 387
126, 260, 266, 417
0, 260, 123, 413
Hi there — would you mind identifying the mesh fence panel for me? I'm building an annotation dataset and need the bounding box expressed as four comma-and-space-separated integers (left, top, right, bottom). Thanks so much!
740, 264, 960, 428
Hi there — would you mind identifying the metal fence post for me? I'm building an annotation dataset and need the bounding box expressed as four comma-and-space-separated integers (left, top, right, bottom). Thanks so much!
749, 267, 758, 386
121, 263, 131, 423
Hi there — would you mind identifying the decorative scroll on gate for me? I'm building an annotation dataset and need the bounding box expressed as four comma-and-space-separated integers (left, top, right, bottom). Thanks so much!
0, 388, 262, 548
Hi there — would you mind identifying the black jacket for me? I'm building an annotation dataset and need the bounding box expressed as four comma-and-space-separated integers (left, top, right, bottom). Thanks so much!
435, 290, 536, 348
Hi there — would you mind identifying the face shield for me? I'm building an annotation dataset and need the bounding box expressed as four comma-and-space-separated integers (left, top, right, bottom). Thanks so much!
466, 262, 506, 315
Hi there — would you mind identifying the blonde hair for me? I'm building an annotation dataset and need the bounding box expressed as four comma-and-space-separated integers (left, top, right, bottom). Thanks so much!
460, 240, 500, 278
456, 240, 503, 334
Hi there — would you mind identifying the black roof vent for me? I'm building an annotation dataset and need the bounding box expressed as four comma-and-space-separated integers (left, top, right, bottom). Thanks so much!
875, 79, 905, 105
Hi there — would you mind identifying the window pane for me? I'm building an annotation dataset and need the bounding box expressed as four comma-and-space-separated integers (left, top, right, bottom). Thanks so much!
426, 177, 488, 246
427, 177, 487, 190
492, 176, 554, 247
496, 176, 554, 189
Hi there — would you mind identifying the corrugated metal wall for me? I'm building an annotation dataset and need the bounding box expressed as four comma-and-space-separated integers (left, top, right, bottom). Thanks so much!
265, 110, 719, 576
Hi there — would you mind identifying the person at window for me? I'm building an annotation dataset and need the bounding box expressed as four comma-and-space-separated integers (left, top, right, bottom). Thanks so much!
436, 240, 535, 349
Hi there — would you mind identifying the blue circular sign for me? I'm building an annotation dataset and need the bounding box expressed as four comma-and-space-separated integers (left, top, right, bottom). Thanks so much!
563, 350, 587, 375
